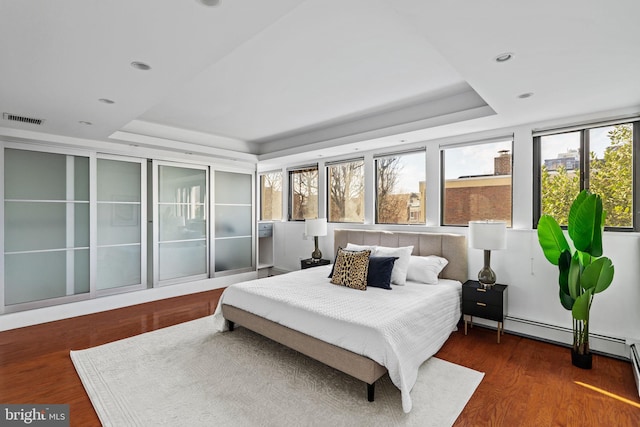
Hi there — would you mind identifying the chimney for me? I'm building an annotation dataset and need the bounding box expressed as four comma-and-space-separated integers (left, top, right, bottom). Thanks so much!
494, 150, 512, 175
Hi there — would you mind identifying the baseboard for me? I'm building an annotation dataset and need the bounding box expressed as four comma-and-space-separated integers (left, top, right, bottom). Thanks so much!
471, 315, 629, 360
0, 271, 257, 332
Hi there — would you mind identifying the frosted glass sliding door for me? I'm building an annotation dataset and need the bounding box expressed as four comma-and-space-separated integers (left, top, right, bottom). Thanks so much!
4, 149, 89, 308
96, 158, 145, 291
214, 170, 253, 273
156, 164, 208, 284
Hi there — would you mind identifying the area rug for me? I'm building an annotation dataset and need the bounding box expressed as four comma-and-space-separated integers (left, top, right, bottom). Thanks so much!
71, 316, 483, 427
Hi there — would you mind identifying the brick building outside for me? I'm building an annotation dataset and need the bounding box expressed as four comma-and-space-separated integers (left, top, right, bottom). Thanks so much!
443, 150, 512, 226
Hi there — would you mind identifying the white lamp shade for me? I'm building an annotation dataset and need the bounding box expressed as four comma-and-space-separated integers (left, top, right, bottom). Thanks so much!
305, 218, 327, 237
469, 221, 507, 250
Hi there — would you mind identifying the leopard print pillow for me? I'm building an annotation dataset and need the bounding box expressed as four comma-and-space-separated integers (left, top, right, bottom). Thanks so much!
330, 248, 371, 290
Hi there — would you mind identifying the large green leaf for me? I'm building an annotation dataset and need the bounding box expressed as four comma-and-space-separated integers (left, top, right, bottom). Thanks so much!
537, 215, 570, 265
558, 249, 571, 297
591, 198, 604, 257
559, 288, 575, 311
567, 190, 603, 256
567, 190, 589, 242
572, 288, 593, 320
567, 251, 582, 300
581, 257, 614, 294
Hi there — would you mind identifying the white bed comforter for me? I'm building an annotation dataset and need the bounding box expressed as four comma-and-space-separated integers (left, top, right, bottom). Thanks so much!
212, 265, 461, 413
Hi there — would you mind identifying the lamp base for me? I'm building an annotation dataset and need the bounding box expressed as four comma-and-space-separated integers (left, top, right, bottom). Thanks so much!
311, 236, 322, 261
478, 250, 496, 288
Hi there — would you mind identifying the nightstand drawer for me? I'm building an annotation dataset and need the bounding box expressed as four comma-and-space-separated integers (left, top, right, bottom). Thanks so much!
462, 300, 503, 322
301, 258, 330, 269
462, 286, 504, 306
258, 222, 273, 238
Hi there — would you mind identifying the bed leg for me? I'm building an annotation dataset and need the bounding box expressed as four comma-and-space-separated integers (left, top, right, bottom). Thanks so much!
367, 382, 375, 402
228, 320, 235, 332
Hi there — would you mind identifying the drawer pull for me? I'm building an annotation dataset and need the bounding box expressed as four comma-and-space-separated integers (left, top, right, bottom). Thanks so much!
476, 288, 486, 292
476, 302, 487, 307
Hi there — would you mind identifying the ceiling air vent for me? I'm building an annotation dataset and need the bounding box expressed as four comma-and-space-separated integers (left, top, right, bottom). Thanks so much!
3, 112, 44, 125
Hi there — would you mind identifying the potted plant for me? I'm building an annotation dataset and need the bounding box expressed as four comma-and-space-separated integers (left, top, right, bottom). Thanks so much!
537, 190, 615, 369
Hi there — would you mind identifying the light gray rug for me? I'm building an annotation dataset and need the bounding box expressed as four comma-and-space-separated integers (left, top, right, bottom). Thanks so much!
71, 316, 483, 427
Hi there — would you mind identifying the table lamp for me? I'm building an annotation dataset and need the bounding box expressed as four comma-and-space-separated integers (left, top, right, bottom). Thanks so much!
469, 220, 507, 287
305, 218, 327, 261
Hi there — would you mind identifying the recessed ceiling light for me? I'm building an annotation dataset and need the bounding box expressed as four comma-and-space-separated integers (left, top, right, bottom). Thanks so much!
199, 0, 221, 6
517, 92, 534, 99
130, 61, 151, 71
494, 52, 514, 63
98, 98, 115, 104
78, 121, 92, 125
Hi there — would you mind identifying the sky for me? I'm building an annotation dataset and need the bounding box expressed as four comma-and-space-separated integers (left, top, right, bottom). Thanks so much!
396, 126, 619, 192
539, 126, 613, 165
443, 140, 512, 180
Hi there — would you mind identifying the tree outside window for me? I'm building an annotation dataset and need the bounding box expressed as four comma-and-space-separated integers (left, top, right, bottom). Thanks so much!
260, 172, 282, 221
375, 151, 426, 224
289, 167, 318, 220
327, 159, 364, 223
538, 123, 634, 228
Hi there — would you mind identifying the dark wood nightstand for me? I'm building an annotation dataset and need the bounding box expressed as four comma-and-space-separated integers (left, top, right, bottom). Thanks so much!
462, 280, 508, 343
300, 258, 330, 269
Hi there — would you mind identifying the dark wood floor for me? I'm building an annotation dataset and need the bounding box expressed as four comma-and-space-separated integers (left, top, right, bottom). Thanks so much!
1, 289, 638, 426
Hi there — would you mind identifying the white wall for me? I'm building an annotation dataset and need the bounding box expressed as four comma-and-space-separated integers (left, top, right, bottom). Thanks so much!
269, 120, 640, 358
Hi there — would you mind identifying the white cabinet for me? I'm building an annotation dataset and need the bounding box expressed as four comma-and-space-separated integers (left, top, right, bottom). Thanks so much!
258, 222, 274, 277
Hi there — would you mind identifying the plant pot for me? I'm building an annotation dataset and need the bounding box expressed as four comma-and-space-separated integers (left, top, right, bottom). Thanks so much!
571, 348, 593, 369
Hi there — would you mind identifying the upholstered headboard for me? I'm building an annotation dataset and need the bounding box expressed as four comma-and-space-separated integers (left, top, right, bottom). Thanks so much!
333, 229, 468, 284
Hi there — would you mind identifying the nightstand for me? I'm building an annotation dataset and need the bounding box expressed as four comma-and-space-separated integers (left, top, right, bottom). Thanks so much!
462, 280, 508, 343
300, 258, 330, 269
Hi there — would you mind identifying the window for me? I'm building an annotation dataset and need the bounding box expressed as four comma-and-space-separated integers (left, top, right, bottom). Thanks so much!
442, 140, 513, 226
327, 159, 364, 223
259, 171, 282, 221
535, 120, 638, 229
375, 151, 426, 224
289, 166, 318, 220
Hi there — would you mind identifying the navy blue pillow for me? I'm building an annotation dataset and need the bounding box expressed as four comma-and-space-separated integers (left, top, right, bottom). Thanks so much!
366, 256, 398, 290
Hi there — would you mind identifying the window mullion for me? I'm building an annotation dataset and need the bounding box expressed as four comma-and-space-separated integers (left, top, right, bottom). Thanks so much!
581, 129, 589, 191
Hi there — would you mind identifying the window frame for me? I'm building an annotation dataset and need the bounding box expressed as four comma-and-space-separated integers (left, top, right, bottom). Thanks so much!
440, 139, 514, 227
326, 157, 365, 224
374, 149, 426, 225
533, 119, 640, 231
288, 165, 319, 221
259, 170, 283, 222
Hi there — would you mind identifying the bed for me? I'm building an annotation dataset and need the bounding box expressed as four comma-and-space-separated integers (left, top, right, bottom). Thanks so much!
212, 229, 467, 413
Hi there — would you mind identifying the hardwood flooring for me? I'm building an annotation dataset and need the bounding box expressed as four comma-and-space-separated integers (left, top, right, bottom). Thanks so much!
1, 289, 638, 426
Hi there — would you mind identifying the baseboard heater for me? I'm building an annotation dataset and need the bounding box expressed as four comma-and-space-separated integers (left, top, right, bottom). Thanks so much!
631, 343, 640, 398
504, 316, 628, 359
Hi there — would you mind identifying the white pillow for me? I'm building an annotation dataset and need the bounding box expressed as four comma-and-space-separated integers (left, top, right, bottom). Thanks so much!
374, 245, 413, 285
406, 255, 449, 284
345, 243, 377, 252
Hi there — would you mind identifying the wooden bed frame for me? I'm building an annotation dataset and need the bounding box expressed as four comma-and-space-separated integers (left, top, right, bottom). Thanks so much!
222, 229, 468, 401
